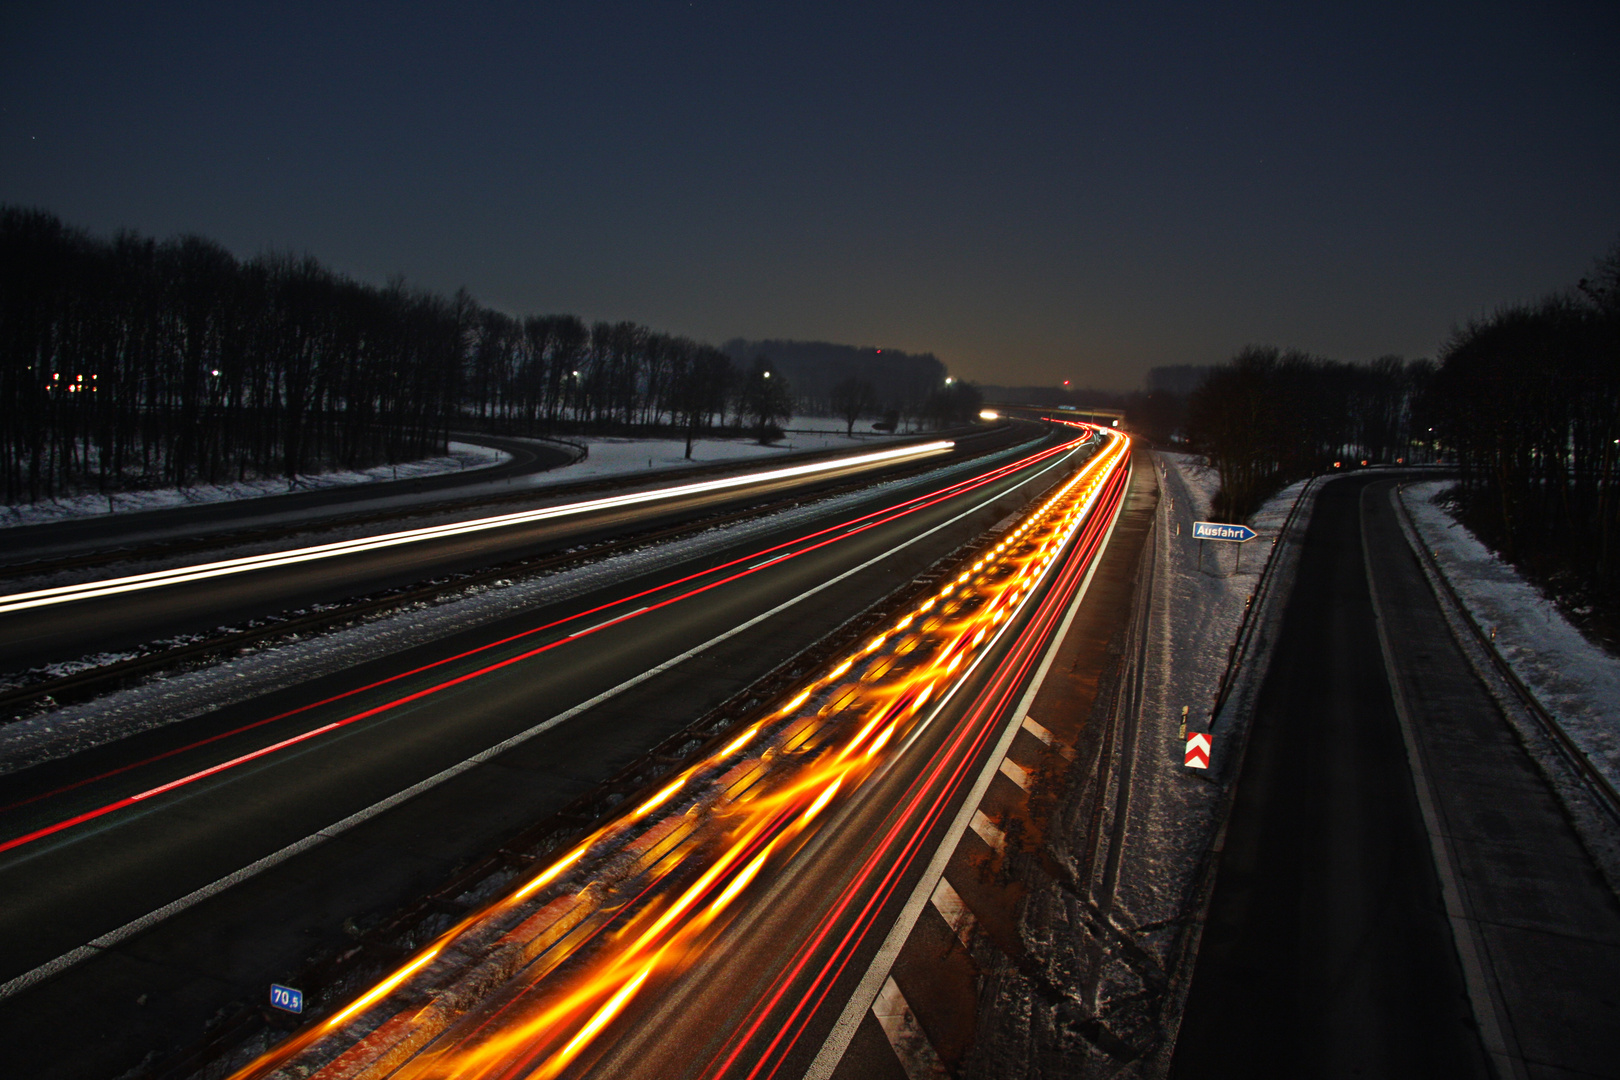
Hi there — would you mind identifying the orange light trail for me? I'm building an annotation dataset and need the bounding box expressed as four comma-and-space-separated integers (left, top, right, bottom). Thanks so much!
227, 427, 1130, 1080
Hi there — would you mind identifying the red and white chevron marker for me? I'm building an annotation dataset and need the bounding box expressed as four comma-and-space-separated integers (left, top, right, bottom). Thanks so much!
1184, 732, 1211, 769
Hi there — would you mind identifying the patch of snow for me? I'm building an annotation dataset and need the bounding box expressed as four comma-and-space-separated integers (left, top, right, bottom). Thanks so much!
1401, 480, 1620, 797
0, 442, 510, 530
556, 420, 902, 479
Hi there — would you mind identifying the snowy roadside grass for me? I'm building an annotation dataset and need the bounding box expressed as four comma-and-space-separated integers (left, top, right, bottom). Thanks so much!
1402, 480, 1620, 796
0, 441, 510, 530
0, 437, 1029, 777
560, 417, 901, 479
1109, 453, 1312, 955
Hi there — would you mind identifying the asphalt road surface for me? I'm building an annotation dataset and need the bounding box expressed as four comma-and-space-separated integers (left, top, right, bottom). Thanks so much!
1171, 475, 1491, 1079
0, 433, 576, 567
0, 432, 1017, 674
0, 427, 1095, 1078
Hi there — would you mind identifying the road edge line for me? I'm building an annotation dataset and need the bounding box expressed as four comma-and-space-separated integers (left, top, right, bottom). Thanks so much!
1360, 482, 1525, 1080
802, 454, 1132, 1080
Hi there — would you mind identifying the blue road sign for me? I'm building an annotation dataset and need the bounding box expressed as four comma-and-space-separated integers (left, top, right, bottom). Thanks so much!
270, 984, 304, 1014
1191, 521, 1257, 543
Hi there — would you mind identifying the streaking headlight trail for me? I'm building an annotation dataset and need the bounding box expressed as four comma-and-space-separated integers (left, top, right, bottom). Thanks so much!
226, 429, 1130, 1080
0, 441, 953, 616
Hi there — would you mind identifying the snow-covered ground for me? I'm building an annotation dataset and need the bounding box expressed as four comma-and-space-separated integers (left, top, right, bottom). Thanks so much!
0, 435, 1026, 777
563, 418, 897, 479
0, 441, 510, 530
1400, 480, 1620, 799
1, 417, 905, 530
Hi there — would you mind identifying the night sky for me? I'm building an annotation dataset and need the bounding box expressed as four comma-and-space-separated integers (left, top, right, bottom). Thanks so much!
3, 1, 1616, 389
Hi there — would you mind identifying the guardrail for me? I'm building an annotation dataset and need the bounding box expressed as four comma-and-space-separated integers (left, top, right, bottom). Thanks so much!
1204, 474, 1320, 730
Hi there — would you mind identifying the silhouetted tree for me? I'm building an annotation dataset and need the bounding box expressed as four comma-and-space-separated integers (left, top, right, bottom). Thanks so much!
739, 356, 792, 443
830, 376, 875, 436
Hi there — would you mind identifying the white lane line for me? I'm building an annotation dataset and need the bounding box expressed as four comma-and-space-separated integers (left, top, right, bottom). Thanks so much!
566, 607, 649, 638
998, 757, 1033, 792
1362, 485, 1527, 1080
749, 553, 792, 570
0, 442, 1068, 1003
0, 441, 954, 616
929, 877, 977, 951
804, 450, 1132, 1080
870, 977, 951, 1080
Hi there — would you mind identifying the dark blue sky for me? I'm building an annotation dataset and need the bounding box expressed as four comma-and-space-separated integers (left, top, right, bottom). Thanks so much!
3, 1, 1616, 388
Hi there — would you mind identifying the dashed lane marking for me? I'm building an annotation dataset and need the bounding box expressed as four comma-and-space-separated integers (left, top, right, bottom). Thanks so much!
566, 607, 649, 638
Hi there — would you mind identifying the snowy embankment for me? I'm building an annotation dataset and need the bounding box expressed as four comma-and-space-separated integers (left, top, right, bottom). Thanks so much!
0, 441, 510, 530
1, 417, 900, 529
1108, 454, 1314, 952
1400, 480, 1620, 799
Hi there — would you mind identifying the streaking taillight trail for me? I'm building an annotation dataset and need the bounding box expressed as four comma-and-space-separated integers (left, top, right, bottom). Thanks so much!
229, 429, 1131, 1080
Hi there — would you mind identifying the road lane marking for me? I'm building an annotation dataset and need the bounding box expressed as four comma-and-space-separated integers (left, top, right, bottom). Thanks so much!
997, 757, 1033, 792
0, 443, 1083, 1003
969, 809, 1006, 852
929, 877, 976, 951
566, 607, 649, 638
0, 442, 955, 616
871, 976, 950, 1080
1362, 484, 1527, 1080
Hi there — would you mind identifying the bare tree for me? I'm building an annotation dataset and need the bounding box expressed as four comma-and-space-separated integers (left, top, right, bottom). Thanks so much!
830, 376, 874, 436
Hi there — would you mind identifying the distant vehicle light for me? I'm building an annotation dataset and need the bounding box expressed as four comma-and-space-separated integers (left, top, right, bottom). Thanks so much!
979, 409, 999, 420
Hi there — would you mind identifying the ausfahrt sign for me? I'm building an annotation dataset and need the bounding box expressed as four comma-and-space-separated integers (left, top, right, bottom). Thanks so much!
1191, 521, 1257, 542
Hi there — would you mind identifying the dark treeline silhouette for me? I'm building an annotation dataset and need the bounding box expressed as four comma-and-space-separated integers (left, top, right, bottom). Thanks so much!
1428, 242, 1620, 609
1186, 348, 1434, 520
1183, 239, 1619, 614
2, 207, 465, 503
3, 210, 917, 505
979, 368, 1205, 448
722, 339, 945, 420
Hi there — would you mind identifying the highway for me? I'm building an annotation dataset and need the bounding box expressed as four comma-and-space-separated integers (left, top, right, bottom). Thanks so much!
0, 422, 1128, 1079
215, 426, 1133, 1080
0, 434, 986, 675
0, 433, 577, 569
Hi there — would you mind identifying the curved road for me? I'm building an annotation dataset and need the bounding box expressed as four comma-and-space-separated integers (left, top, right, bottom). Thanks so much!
0, 432, 1015, 674
0, 425, 1101, 1079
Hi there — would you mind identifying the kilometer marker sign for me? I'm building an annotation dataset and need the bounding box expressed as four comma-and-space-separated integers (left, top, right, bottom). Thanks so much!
1184, 732, 1211, 769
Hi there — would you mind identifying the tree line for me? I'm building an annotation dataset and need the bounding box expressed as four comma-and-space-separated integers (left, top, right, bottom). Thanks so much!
1186, 348, 1434, 519
1428, 245, 1619, 609
1185, 239, 1619, 611
0, 208, 966, 505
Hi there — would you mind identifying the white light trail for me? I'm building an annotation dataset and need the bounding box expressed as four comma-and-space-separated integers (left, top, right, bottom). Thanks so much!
0, 441, 954, 616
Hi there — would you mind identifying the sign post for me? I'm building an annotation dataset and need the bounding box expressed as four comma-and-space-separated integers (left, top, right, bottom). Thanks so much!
1191, 521, 1258, 573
